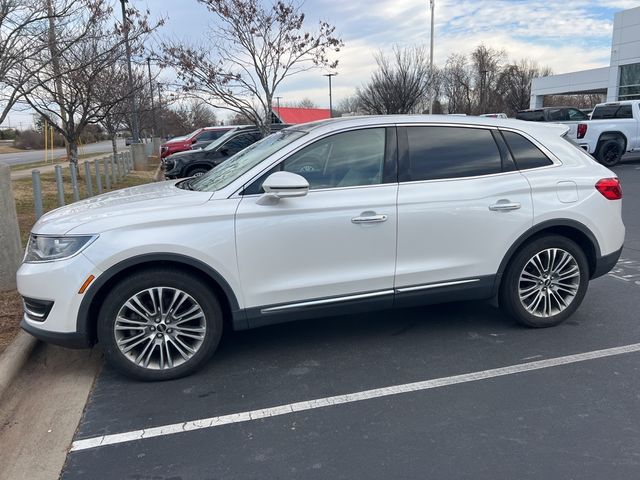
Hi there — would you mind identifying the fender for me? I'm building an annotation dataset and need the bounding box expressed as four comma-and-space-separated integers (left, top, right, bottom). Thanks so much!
493, 219, 601, 295
77, 253, 245, 345
597, 131, 628, 151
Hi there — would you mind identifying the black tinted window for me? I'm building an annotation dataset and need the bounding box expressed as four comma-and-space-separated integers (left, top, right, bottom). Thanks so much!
198, 131, 224, 141
402, 127, 501, 181
546, 108, 568, 121
618, 105, 632, 118
517, 110, 545, 121
592, 104, 633, 119
501, 131, 553, 170
223, 133, 258, 153
567, 108, 589, 120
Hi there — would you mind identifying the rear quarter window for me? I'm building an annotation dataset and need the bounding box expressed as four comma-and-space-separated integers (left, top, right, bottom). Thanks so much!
501, 131, 553, 170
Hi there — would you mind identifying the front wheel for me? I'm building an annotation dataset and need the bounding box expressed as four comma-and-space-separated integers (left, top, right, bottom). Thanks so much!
98, 268, 223, 380
500, 236, 589, 328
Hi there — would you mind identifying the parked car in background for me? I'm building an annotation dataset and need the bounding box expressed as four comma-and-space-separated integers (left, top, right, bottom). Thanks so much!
163, 125, 289, 179
125, 137, 133, 146
571, 100, 640, 166
516, 107, 589, 137
160, 126, 234, 159
480, 113, 508, 119
18, 115, 624, 380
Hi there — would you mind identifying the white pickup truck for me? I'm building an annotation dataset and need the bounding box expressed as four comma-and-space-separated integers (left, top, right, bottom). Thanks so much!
573, 100, 640, 166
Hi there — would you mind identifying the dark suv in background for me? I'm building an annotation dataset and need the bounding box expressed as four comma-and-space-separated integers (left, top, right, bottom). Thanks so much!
516, 107, 590, 122
163, 125, 288, 179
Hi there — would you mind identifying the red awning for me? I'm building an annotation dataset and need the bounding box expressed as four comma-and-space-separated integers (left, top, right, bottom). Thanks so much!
272, 107, 331, 124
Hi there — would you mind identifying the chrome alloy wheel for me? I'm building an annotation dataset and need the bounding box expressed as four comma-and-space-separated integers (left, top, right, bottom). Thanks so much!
114, 287, 207, 370
518, 248, 581, 318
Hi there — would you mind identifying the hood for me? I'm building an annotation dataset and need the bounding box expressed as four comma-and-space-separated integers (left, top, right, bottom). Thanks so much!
167, 149, 205, 160
32, 180, 213, 235
163, 136, 188, 145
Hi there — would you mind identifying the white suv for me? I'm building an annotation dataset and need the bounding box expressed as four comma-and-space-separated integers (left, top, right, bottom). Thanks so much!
17, 116, 625, 380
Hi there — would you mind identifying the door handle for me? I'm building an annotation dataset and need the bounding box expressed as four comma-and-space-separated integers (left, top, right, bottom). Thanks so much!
489, 202, 521, 212
351, 214, 388, 224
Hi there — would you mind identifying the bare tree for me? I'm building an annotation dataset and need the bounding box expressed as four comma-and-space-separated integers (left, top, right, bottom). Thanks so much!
280, 97, 318, 109
471, 44, 505, 114
335, 95, 360, 116
0, 0, 85, 124
162, 0, 343, 134
442, 53, 473, 114
356, 46, 431, 115
18, 1, 159, 166
497, 60, 552, 116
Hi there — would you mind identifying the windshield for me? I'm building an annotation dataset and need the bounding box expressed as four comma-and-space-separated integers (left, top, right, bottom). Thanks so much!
203, 129, 238, 151
190, 129, 307, 192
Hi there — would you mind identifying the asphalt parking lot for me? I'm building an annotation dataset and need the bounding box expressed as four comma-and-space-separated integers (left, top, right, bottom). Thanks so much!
62, 156, 640, 479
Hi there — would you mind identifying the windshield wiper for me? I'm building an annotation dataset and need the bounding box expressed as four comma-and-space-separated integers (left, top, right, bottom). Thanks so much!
176, 178, 194, 190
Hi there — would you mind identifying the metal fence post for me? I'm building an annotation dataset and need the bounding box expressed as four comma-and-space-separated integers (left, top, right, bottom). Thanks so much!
110, 155, 116, 185
104, 158, 111, 190
84, 161, 93, 197
54, 165, 65, 206
94, 159, 103, 194
32, 170, 43, 220
116, 153, 122, 181
70, 163, 80, 202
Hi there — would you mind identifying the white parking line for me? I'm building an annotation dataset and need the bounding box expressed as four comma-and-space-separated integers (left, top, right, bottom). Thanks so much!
70, 342, 640, 452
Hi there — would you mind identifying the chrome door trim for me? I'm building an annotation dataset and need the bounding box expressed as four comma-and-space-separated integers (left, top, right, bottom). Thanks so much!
260, 289, 394, 314
395, 278, 480, 293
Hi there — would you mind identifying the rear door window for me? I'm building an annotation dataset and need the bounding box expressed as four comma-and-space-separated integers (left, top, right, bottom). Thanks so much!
400, 126, 502, 182
501, 130, 553, 170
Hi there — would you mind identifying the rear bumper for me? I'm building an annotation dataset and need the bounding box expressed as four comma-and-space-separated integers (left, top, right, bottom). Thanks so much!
592, 246, 623, 279
21, 318, 91, 349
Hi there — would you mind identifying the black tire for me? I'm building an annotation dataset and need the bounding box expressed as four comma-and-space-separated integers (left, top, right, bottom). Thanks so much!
97, 268, 223, 381
500, 235, 589, 328
596, 139, 623, 167
188, 167, 209, 177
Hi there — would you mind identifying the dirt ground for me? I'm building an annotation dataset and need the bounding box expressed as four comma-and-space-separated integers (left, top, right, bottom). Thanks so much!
0, 290, 22, 353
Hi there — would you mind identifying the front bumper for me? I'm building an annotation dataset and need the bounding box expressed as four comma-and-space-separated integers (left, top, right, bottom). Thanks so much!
21, 319, 91, 349
17, 252, 102, 349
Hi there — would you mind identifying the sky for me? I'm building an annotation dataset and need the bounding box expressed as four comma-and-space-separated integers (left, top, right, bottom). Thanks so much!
3, 0, 638, 128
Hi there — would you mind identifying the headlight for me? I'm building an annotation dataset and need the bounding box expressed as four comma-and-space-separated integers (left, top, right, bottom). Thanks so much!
24, 234, 97, 263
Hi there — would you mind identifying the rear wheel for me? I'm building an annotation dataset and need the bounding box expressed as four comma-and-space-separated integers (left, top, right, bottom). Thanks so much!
500, 235, 589, 328
596, 139, 623, 167
98, 268, 223, 381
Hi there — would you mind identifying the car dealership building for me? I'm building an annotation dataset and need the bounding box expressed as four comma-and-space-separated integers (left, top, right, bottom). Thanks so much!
530, 6, 640, 108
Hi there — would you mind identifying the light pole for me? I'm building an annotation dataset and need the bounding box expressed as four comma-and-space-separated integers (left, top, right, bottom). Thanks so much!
120, 0, 140, 143
428, 0, 435, 114
147, 57, 157, 136
324, 73, 337, 118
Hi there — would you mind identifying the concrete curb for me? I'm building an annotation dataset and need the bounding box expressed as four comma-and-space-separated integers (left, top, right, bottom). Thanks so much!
0, 330, 38, 401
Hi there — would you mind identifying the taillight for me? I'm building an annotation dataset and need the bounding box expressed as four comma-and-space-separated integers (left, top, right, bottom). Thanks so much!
577, 123, 587, 139
595, 178, 622, 200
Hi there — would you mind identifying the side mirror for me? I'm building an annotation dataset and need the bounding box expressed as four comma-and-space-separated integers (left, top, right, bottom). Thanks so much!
257, 171, 309, 205
219, 148, 230, 156
191, 138, 197, 144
